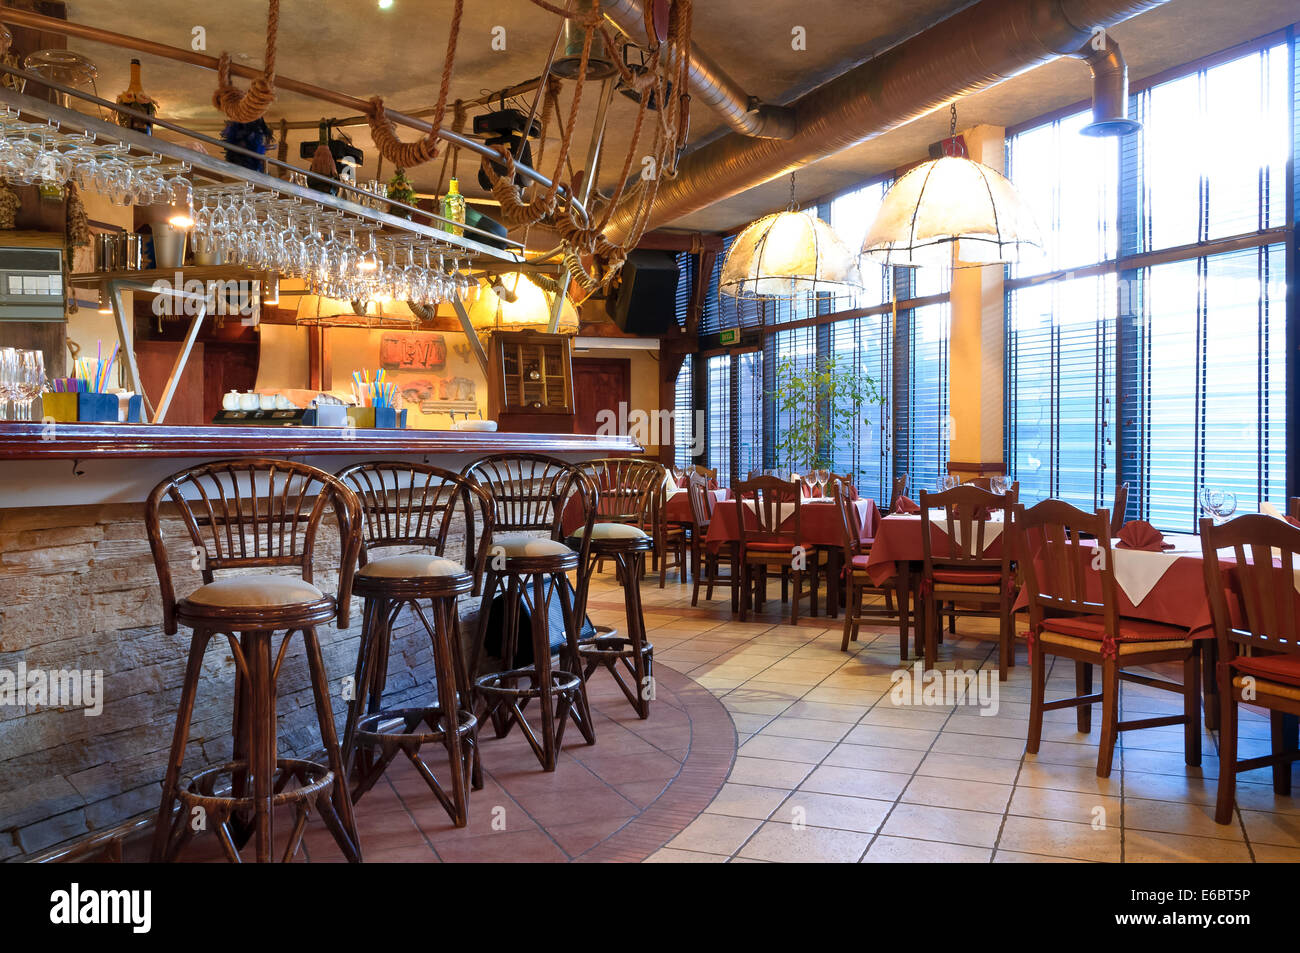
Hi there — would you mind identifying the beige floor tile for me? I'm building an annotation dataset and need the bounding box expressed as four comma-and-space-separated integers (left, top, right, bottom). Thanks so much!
944, 713, 1031, 739
930, 731, 1026, 761
799, 765, 911, 801
880, 802, 1003, 848
1240, 809, 1300, 848
861, 835, 992, 863
1122, 770, 1218, 807
644, 848, 729, 863
782, 700, 870, 723
1125, 797, 1246, 841
1251, 842, 1300, 862
1123, 830, 1252, 862
759, 716, 853, 742
725, 756, 815, 789
1008, 786, 1118, 826
665, 814, 763, 855
739, 734, 837, 765
903, 775, 1013, 814
992, 850, 1087, 862
858, 706, 951, 731
1026, 740, 1102, 769
704, 783, 791, 821
1233, 781, 1300, 816
777, 790, 892, 834
1016, 761, 1120, 797
918, 751, 1021, 786
842, 723, 939, 751
823, 742, 924, 775
737, 820, 874, 863
997, 815, 1120, 863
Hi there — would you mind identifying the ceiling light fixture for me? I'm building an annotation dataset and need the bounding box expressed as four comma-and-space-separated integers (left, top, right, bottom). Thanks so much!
467, 271, 579, 334
720, 173, 863, 300
862, 104, 1042, 268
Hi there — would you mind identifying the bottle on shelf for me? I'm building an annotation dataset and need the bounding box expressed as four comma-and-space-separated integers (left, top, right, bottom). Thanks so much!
115, 58, 157, 135
440, 176, 465, 237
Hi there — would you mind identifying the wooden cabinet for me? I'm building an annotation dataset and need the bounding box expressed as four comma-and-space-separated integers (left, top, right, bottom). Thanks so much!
487, 330, 576, 433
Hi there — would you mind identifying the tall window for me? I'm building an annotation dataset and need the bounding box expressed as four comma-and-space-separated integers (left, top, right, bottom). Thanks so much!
673, 354, 694, 469
1006, 37, 1292, 529
705, 354, 732, 486
898, 267, 951, 494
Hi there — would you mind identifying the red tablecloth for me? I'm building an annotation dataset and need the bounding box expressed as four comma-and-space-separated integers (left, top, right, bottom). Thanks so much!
865, 514, 1007, 586
1011, 534, 1216, 637
704, 498, 879, 550
665, 488, 726, 525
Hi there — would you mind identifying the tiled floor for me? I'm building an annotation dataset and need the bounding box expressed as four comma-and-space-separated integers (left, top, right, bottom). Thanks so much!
126, 566, 1300, 863
589, 570, 1300, 864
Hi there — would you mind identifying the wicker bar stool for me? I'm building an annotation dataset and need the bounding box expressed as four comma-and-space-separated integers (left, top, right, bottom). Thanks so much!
462, 454, 597, 771
144, 459, 363, 863
571, 458, 661, 719
335, 462, 494, 828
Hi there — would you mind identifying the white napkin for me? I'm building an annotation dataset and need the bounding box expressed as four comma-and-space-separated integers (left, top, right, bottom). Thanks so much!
741, 499, 798, 525
926, 509, 1005, 551
1262, 500, 1286, 521
1108, 544, 1181, 606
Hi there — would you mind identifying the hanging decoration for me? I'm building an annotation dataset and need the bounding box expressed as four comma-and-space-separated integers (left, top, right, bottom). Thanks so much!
212, 0, 280, 123
720, 172, 862, 300
862, 104, 1042, 267
364, 0, 463, 168
481, 0, 694, 294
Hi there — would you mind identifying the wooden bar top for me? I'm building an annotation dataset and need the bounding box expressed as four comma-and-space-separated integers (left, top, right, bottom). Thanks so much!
0, 422, 642, 460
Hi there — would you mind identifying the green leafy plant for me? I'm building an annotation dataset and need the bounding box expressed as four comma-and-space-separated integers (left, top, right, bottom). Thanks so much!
767, 355, 882, 475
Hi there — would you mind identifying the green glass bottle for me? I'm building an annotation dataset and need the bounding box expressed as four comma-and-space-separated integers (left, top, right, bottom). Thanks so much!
440, 177, 465, 237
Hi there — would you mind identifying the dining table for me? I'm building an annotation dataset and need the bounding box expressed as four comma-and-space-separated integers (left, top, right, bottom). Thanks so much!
866, 513, 1223, 728
704, 496, 881, 617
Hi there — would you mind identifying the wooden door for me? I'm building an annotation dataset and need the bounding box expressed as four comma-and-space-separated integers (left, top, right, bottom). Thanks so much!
571, 357, 631, 437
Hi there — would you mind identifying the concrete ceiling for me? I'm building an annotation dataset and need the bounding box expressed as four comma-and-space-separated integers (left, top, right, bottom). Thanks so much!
50, 0, 1299, 235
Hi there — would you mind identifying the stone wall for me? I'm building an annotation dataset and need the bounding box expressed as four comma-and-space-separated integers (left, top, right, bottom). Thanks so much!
0, 501, 479, 861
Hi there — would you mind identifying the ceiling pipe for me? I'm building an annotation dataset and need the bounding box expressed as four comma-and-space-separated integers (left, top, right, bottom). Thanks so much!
600, 0, 796, 139
1073, 35, 1141, 135
604, 0, 1167, 239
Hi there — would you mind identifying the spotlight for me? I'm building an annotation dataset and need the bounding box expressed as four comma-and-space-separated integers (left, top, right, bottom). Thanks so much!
97, 284, 113, 315
378, 0, 394, 9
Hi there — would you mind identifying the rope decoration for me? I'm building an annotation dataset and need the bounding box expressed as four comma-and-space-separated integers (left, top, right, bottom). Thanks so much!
212, 0, 280, 123
365, 0, 464, 168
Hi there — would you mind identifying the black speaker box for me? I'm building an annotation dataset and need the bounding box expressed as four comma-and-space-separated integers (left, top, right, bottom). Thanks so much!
605, 250, 681, 335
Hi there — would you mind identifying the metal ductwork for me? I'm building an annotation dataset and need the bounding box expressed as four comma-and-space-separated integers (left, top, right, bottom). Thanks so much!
600, 0, 796, 139
605, 0, 1168, 240
1073, 36, 1141, 135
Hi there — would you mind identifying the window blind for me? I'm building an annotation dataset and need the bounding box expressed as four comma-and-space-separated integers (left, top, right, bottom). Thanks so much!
673, 354, 694, 469
705, 353, 732, 487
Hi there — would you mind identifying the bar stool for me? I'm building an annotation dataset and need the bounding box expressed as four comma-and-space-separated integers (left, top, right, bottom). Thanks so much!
571, 458, 660, 719
144, 459, 363, 863
462, 454, 597, 771
336, 462, 494, 828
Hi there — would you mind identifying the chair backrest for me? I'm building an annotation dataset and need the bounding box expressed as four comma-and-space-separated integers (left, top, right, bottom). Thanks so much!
687, 464, 718, 489
1201, 514, 1300, 668
1289, 497, 1300, 521
576, 457, 666, 528
460, 453, 593, 540
889, 473, 908, 513
919, 485, 1014, 572
145, 458, 361, 634
829, 478, 864, 562
1012, 499, 1116, 629
687, 471, 713, 527
734, 476, 802, 549
1111, 482, 1130, 536
336, 460, 494, 577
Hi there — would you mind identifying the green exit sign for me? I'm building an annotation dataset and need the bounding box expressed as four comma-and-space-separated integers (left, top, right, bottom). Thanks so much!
719, 328, 740, 345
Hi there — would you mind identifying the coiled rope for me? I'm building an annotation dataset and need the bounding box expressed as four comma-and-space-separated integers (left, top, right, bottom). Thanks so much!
212, 0, 279, 123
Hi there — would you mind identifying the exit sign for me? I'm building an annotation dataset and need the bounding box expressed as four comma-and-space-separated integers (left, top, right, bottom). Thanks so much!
719, 328, 740, 345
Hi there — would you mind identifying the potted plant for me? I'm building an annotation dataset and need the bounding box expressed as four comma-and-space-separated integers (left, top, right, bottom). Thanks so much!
767, 354, 882, 478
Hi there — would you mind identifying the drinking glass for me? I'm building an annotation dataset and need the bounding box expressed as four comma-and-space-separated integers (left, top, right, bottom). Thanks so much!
0, 346, 18, 420
13, 349, 44, 421
991, 476, 1008, 495
941, 475, 959, 491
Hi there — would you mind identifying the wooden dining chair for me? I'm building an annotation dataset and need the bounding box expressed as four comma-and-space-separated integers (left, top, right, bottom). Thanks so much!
918, 485, 1018, 677
687, 471, 738, 611
832, 478, 896, 651
1288, 497, 1300, 521
1014, 499, 1201, 778
1111, 482, 1130, 536
888, 473, 908, 514
734, 475, 826, 624
1200, 514, 1300, 824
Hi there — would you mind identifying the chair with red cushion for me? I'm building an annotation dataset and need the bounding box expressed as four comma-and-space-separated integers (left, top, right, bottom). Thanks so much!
831, 479, 895, 651
1201, 514, 1300, 824
918, 485, 1018, 678
734, 475, 826, 624
1015, 499, 1201, 778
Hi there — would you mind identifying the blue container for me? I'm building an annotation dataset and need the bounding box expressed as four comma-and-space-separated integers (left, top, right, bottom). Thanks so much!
126, 395, 144, 423
77, 392, 119, 423
374, 407, 407, 429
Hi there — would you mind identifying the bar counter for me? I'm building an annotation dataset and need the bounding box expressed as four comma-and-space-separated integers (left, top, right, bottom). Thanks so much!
0, 423, 640, 858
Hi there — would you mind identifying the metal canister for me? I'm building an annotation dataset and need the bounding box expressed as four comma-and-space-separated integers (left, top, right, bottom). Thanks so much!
122, 234, 143, 271
93, 233, 120, 272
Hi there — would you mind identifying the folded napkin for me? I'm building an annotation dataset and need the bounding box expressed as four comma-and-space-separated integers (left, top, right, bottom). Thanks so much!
894, 496, 920, 515
1117, 520, 1166, 551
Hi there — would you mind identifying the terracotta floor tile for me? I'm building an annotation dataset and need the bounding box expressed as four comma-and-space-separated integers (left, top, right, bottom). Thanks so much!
434, 829, 571, 863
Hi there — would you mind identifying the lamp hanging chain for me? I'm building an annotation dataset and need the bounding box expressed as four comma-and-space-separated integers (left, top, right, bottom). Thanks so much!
787, 171, 797, 212
949, 102, 957, 138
